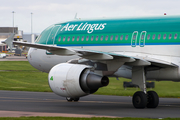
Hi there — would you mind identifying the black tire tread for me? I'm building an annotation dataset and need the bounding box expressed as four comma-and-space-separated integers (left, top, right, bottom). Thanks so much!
147, 91, 159, 108
132, 91, 147, 109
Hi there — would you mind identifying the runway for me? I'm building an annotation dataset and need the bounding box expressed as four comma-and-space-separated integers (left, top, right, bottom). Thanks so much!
0, 55, 27, 61
0, 90, 180, 118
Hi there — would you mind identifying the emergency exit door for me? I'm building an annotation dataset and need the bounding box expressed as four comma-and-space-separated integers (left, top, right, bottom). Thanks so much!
131, 31, 138, 47
139, 31, 147, 47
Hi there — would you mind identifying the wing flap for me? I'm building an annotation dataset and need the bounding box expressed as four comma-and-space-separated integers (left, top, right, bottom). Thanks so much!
80, 53, 113, 60
125, 59, 151, 66
145, 58, 178, 68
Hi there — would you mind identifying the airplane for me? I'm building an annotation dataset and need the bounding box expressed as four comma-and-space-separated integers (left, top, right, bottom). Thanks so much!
11, 15, 180, 109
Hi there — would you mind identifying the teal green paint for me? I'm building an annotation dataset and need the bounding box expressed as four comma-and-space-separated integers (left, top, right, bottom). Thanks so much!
145, 32, 180, 44
55, 33, 131, 45
46, 51, 53, 55
36, 16, 180, 46
37, 25, 54, 44
46, 25, 61, 44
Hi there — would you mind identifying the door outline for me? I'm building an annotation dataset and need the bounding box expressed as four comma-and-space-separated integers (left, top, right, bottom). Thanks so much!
131, 31, 138, 47
139, 31, 147, 47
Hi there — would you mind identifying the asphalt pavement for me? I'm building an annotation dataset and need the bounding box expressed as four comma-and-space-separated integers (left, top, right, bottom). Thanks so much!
0, 90, 180, 118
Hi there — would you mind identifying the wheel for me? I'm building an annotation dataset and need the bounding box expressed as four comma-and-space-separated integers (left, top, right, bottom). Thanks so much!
74, 98, 80, 102
66, 97, 73, 102
132, 91, 147, 109
147, 91, 159, 108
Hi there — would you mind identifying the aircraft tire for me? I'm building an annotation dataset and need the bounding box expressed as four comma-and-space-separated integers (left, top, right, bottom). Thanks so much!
74, 98, 80, 102
132, 91, 147, 109
147, 91, 159, 108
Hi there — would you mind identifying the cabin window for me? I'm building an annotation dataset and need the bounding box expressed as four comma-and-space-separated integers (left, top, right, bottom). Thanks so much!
120, 35, 123, 40
105, 35, 108, 41
125, 35, 128, 40
77, 36, 79, 41
174, 34, 178, 39
86, 36, 89, 41
158, 34, 161, 40
72, 36, 75, 41
68, 36, 70, 41
141, 34, 144, 40
91, 36, 94, 41
58, 36, 61, 41
115, 35, 118, 40
96, 36, 99, 41
110, 35, 113, 40
147, 34, 150, 40
63, 36, 66, 41
133, 34, 136, 40
152, 34, 156, 40
81, 36, 84, 41
101, 36, 103, 41
169, 34, 172, 39
163, 34, 166, 39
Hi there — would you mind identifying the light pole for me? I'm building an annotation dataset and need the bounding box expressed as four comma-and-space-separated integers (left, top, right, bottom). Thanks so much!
12, 11, 15, 33
12, 11, 15, 27
31, 12, 33, 34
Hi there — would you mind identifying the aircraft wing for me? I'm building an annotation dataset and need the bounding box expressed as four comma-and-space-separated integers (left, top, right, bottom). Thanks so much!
13, 41, 76, 55
13, 41, 178, 68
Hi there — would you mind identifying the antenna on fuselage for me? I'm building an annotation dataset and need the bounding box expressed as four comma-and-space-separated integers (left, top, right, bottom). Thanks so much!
74, 13, 78, 19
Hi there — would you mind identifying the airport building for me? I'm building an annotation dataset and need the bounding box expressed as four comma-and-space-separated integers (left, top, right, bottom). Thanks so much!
0, 27, 38, 52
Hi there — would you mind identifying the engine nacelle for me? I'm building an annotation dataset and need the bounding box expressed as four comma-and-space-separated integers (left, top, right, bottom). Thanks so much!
48, 63, 109, 98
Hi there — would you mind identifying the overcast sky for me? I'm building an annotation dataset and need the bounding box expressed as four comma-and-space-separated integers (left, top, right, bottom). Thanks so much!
0, 0, 179, 34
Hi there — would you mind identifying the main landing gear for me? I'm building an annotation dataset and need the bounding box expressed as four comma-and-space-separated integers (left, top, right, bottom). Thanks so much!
132, 91, 159, 109
66, 97, 80, 102
132, 66, 159, 109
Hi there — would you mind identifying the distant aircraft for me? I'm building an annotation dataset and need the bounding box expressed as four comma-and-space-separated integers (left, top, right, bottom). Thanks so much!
2, 33, 15, 52
12, 16, 180, 109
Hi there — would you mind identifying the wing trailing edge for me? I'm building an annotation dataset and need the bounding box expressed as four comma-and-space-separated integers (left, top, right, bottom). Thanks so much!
13, 41, 178, 68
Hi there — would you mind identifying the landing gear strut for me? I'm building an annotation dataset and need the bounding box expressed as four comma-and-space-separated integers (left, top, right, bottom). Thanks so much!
66, 97, 80, 102
132, 66, 159, 109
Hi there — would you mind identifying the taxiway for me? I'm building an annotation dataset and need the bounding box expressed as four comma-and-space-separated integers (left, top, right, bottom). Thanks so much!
0, 90, 180, 118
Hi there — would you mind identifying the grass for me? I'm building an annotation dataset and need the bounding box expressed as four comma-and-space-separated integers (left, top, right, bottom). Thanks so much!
0, 117, 180, 120
0, 61, 180, 98
0, 61, 50, 92
0, 71, 50, 92
95, 79, 180, 98
0, 61, 36, 71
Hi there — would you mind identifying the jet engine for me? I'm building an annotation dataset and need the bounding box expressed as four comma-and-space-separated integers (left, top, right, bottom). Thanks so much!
48, 63, 109, 98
